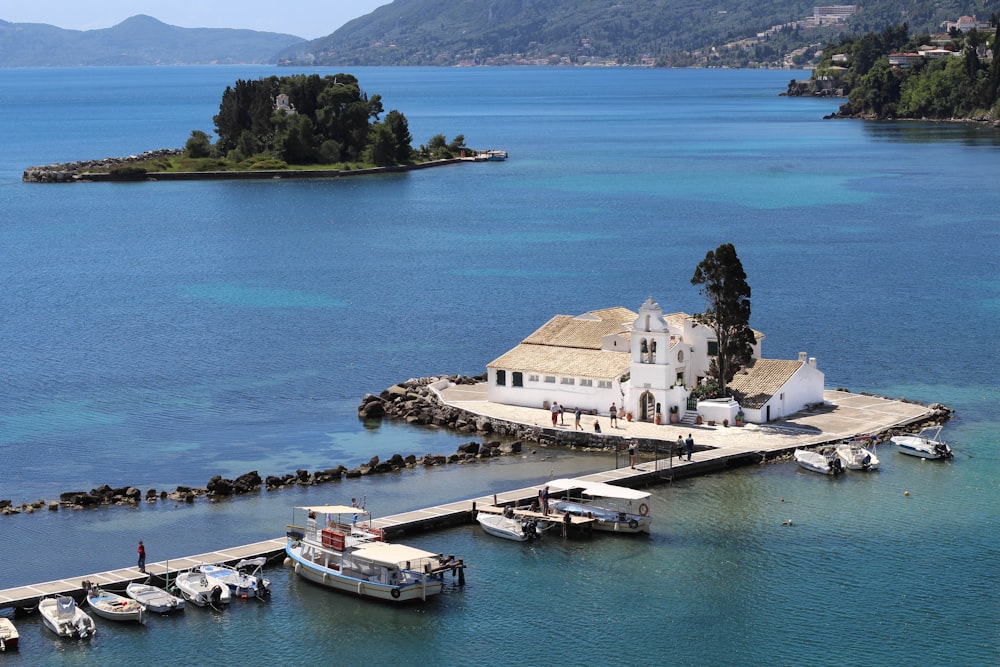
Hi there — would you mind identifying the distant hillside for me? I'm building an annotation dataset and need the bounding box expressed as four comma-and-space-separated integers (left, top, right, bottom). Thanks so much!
276, 0, 999, 68
0, 15, 305, 66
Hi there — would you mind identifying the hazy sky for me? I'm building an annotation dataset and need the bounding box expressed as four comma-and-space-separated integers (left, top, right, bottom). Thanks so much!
1, 1, 393, 40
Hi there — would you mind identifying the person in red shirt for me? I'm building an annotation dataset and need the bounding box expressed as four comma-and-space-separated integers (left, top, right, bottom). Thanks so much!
137, 540, 146, 573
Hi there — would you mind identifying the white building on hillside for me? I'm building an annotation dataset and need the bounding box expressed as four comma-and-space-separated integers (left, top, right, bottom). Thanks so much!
486, 297, 825, 425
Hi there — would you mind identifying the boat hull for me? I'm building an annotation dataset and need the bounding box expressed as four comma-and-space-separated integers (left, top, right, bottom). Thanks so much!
835, 444, 879, 471
126, 583, 185, 614
0, 618, 19, 651
174, 572, 231, 607
85, 587, 145, 624
476, 512, 534, 541
38, 597, 96, 639
548, 500, 650, 534
892, 436, 953, 459
794, 449, 844, 475
287, 546, 443, 602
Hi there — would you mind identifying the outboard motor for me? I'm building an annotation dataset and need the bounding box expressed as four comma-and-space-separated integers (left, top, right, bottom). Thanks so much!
210, 585, 223, 605
862, 454, 872, 471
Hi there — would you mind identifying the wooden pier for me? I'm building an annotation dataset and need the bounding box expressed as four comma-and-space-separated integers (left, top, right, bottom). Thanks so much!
0, 389, 936, 611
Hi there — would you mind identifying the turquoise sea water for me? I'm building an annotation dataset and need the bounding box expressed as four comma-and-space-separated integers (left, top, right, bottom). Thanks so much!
0, 67, 997, 665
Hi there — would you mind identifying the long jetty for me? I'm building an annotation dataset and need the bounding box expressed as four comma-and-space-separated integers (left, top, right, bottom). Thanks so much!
0, 389, 938, 611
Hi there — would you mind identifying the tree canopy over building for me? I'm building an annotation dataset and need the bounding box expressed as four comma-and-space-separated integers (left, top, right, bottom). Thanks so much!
690, 243, 756, 396
209, 73, 414, 166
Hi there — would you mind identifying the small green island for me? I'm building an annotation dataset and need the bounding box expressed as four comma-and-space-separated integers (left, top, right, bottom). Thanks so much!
786, 22, 1000, 124
24, 73, 503, 183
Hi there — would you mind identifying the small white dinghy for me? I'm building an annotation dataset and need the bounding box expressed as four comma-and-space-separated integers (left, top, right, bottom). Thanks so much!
39, 596, 96, 639
476, 510, 540, 542
794, 449, 844, 475
891, 426, 954, 460
198, 557, 271, 600
174, 569, 231, 608
126, 582, 185, 614
835, 436, 880, 471
0, 617, 19, 651
83, 580, 145, 625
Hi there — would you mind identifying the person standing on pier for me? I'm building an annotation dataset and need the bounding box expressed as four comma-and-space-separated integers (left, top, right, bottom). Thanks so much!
609, 402, 618, 428
551, 402, 560, 427
628, 440, 637, 468
676, 435, 684, 459
685, 434, 694, 461
574, 407, 582, 430
137, 540, 146, 573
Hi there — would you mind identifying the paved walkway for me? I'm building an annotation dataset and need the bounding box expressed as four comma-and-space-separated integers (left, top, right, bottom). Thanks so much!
437, 385, 934, 457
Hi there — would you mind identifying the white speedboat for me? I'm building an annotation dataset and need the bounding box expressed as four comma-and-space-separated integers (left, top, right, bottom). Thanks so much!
794, 449, 844, 475
0, 617, 19, 651
476, 510, 542, 541
38, 596, 96, 639
891, 426, 953, 460
835, 437, 880, 471
198, 557, 271, 600
83, 580, 145, 624
285, 505, 465, 603
174, 569, 231, 608
126, 582, 185, 614
545, 478, 652, 534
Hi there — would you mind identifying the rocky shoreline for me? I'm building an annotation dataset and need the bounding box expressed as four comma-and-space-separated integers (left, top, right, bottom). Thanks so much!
22, 151, 468, 183
2, 376, 952, 517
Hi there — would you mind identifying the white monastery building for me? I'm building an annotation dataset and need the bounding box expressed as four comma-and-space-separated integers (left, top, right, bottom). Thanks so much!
487, 297, 825, 425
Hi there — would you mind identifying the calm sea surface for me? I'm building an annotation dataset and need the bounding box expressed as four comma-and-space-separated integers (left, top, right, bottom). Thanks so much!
0, 66, 997, 666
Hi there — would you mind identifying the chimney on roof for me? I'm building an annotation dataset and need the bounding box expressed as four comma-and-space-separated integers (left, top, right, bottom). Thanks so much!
809, 357, 817, 367
798, 352, 807, 362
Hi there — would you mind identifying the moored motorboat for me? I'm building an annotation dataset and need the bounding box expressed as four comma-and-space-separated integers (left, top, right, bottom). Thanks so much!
173, 569, 231, 608
82, 580, 145, 625
794, 448, 845, 475
0, 617, 18, 651
891, 426, 953, 460
545, 478, 652, 534
197, 557, 270, 600
38, 596, 96, 639
476, 510, 542, 542
126, 582, 185, 614
285, 504, 465, 603
835, 436, 880, 471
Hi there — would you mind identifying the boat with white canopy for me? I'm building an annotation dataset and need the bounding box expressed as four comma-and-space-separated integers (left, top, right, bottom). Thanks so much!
285, 504, 465, 603
545, 478, 652, 534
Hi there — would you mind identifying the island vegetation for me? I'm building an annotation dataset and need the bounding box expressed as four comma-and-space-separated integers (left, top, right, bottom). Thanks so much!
23, 73, 473, 182
787, 21, 1000, 123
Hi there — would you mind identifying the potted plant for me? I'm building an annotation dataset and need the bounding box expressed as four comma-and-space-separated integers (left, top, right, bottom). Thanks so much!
696, 414, 703, 425
723, 418, 729, 428
669, 405, 679, 424
654, 412, 662, 425
735, 411, 744, 427
626, 411, 633, 422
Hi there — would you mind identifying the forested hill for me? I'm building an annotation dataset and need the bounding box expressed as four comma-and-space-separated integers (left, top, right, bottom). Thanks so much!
0, 15, 304, 67
789, 24, 1000, 122
277, 0, 999, 68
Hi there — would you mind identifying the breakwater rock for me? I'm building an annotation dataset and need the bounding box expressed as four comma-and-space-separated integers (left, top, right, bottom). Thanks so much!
22, 149, 183, 183
359, 375, 625, 450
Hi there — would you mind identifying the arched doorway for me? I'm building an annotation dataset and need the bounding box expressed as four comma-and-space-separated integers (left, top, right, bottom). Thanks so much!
639, 391, 656, 421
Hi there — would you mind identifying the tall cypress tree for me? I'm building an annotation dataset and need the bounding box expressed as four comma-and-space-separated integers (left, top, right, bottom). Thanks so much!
690, 244, 756, 395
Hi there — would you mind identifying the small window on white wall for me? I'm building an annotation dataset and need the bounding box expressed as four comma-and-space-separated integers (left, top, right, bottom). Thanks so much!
561, 378, 574, 385
598, 380, 611, 388
544, 376, 556, 383
528, 374, 539, 382
580, 379, 593, 387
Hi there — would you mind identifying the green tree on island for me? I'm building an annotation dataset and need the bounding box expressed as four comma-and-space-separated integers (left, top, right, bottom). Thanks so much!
205, 73, 413, 167
690, 243, 756, 396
